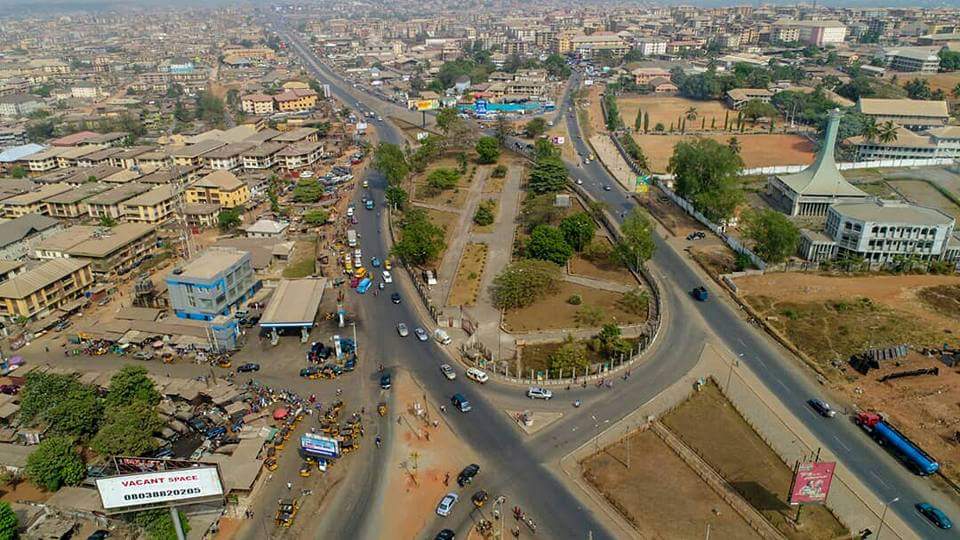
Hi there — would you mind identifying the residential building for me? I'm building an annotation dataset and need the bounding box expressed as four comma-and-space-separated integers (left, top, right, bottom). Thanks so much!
273, 89, 319, 112
22, 148, 64, 172
767, 110, 868, 217
70, 83, 101, 100
44, 183, 111, 218
857, 98, 950, 130
0, 259, 94, 323
33, 223, 159, 277
186, 170, 250, 209
241, 142, 285, 170
647, 77, 678, 93
0, 183, 72, 217
204, 143, 255, 171
170, 140, 226, 167
822, 200, 956, 263
276, 142, 324, 170
0, 214, 62, 260
631, 67, 672, 85
884, 47, 940, 73
85, 183, 152, 221
725, 88, 774, 110
0, 95, 42, 118
183, 203, 220, 229
0, 127, 28, 149
636, 39, 668, 56
0, 261, 25, 284
570, 33, 629, 59
122, 185, 179, 224
241, 93, 275, 115
773, 20, 847, 46
165, 247, 260, 321
271, 127, 319, 145
243, 219, 289, 239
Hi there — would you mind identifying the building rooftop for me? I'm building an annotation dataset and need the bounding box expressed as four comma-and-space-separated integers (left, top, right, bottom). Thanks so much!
0, 258, 89, 299
170, 139, 227, 159
0, 143, 45, 163
260, 278, 326, 327
777, 110, 867, 199
244, 218, 289, 235
858, 98, 949, 118
831, 199, 954, 227
193, 170, 245, 191
44, 182, 111, 204
139, 165, 201, 184
276, 141, 324, 157
85, 182, 151, 205
203, 142, 256, 159
2, 183, 72, 206
64, 223, 157, 258
49, 131, 99, 147
0, 214, 60, 249
271, 127, 318, 143
172, 247, 249, 281
123, 184, 177, 207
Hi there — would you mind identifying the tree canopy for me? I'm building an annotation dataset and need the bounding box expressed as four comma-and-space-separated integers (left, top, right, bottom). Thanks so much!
385, 185, 409, 209
91, 401, 164, 457
475, 136, 500, 164
526, 224, 573, 265
615, 208, 656, 271
217, 208, 241, 231
20, 372, 102, 440
667, 138, 744, 222
527, 156, 568, 194
25, 437, 86, 491
742, 209, 801, 264
547, 335, 589, 373
490, 259, 561, 310
0, 501, 17, 540
292, 178, 324, 203
373, 142, 410, 184
426, 168, 460, 191
525, 117, 548, 138
106, 365, 161, 409
559, 212, 596, 252
392, 209, 445, 265
303, 209, 329, 225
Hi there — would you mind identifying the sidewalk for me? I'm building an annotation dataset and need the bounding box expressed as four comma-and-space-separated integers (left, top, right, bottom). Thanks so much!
562, 273, 632, 293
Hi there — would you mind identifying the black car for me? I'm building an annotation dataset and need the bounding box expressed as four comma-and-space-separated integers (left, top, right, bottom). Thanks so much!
343, 357, 357, 371
390, 292, 401, 304
435, 530, 455, 540
237, 363, 260, 373
603, 185, 612, 191
807, 399, 836, 418
457, 463, 480, 486
380, 374, 392, 389
87, 531, 110, 540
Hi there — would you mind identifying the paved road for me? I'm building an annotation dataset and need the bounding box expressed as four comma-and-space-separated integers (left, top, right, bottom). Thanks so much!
275, 21, 960, 539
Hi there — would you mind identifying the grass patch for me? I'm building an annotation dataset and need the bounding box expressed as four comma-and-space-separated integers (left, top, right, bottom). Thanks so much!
447, 243, 488, 306
918, 284, 960, 319
503, 281, 647, 332
412, 182, 469, 208
283, 240, 316, 278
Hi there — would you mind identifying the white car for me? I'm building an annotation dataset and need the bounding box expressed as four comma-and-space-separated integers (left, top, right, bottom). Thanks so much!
440, 364, 456, 380
397, 323, 409, 337
414, 327, 428, 341
382, 271, 393, 283
527, 386, 553, 400
354, 249, 362, 261
346, 206, 354, 217
465, 367, 489, 384
436, 492, 459, 517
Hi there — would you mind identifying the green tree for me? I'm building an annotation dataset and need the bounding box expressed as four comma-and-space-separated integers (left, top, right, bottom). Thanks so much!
877, 120, 899, 144
533, 138, 559, 160
643, 111, 650, 133
133, 509, 190, 540
494, 114, 511, 144
20, 372, 102, 440
195, 91, 225, 124
427, 168, 460, 191
603, 93, 621, 130
614, 208, 656, 271
547, 335, 589, 373
526, 224, 573, 265
741, 100, 778, 124
392, 209, 445, 265
527, 156, 567, 194
490, 259, 561, 309
904, 78, 932, 100
99, 215, 118, 227
303, 209, 329, 225
435, 107, 461, 134
618, 133, 649, 170
575, 305, 606, 326
217, 208, 241, 231
292, 178, 324, 203
373, 142, 410, 184
667, 138, 744, 222
173, 100, 192, 123
91, 402, 164, 457
491, 165, 508, 178
520, 193, 564, 232
475, 136, 500, 164
10, 166, 26, 178
592, 324, 631, 360
25, 437, 85, 491
385, 185, 409, 210
524, 117, 547, 138
106, 365, 161, 408
559, 212, 596, 252
0, 501, 17, 539
473, 201, 495, 226
742, 209, 800, 263
940, 49, 960, 71
617, 288, 650, 315
634, 108, 643, 131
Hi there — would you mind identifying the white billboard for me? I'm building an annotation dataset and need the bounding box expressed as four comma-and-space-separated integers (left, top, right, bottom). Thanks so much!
96, 466, 224, 511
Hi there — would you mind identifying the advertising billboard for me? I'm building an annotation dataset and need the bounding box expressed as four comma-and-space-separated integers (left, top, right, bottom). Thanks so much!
789, 462, 836, 504
474, 99, 488, 115
301, 433, 340, 458
413, 100, 439, 112
96, 466, 224, 511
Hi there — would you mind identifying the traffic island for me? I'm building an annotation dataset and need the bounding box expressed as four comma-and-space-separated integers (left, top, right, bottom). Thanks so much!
504, 409, 563, 435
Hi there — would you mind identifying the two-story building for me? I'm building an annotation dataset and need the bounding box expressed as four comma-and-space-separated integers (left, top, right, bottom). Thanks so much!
186, 170, 250, 209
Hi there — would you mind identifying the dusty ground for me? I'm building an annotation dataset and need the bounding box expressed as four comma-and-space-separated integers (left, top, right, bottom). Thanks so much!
618, 95, 778, 135
503, 281, 647, 333
0, 480, 51, 503
379, 372, 481, 540
837, 351, 960, 482
637, 189, 704, 237
898, 72, 960, 98
690, 244, 742, 276
888, 179, 960, 220
919, 284, 960, 319
663, 382, 847, 540
583, 428, 760, 539
282, 239, 317, 278
633, 133, 815, 173
447, 243, 488, 307
413, 183, 470, 209
569, 252, 638, 288
735, 273, 960, 370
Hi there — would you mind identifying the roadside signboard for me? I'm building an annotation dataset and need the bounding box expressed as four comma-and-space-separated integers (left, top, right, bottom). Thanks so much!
788, 462, 836, 504
95, 465, 224, 512
475, 99, 488, 115
413, 99, 439, 112
301, 433, 340, 459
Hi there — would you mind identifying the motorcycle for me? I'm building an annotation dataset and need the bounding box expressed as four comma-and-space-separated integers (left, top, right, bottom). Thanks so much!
573, 400, 581, 408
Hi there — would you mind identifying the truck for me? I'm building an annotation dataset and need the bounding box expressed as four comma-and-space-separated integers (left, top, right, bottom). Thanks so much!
346, 229, 357, 247
855, 412, 939, 475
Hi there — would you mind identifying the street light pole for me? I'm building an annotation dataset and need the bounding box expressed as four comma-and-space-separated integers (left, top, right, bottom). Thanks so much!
351, 321, 358, 357
876, 496, 899, 540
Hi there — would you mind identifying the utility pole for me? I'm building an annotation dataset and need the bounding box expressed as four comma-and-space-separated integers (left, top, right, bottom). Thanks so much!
352, 321, 358, 356
170, 507, 186, 540
876, 496, 899, 540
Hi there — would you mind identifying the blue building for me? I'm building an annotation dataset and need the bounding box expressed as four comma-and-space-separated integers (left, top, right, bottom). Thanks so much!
165, 247, 260, 321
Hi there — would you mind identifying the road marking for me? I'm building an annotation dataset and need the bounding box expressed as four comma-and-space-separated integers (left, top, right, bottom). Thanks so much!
870, 470, 891, 489
831, 434, 851, 452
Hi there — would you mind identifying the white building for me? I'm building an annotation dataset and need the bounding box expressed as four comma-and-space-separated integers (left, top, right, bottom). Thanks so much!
849, 125, 960, 161
823, 200, 956, 263
884, 47, 940, 73
773, 20, 847, 47
636, 39, 667, 56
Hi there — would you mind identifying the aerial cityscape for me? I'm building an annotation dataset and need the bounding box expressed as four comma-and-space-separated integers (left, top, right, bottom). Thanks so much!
0, 1, 957, 539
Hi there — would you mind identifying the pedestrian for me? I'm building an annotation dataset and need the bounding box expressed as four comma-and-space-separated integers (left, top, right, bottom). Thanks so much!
397, 415, 402, 424
286, 482, 292, 490
443, 472, 449, 486
440, 405, 446, 413
44, 345, 49, 353
361, 406, 365, 415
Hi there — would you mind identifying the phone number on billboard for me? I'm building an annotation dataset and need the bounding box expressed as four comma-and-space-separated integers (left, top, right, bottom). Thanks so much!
123, 488, 202, 501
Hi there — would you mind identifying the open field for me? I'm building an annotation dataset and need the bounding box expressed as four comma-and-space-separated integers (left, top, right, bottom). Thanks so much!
663, 382, 847, 539
583, 427, 760, 539
616, 95, 767, 134
634, 133, 816, 173
569, 245, 639, 288
888, 178, 960, 220
503, 281, 647, 333
519, 337, 638, 376
446, 243, 487, 307
412, 182, 469, 209
282, 240, 316, 278
735, 273, 960, 372
897, 72, 960, 98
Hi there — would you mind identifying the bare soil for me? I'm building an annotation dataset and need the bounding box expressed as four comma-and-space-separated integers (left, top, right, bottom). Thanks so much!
663, 382, 848, 540
634, 133, 816, 173
637, 188, 705, 237
569, 246, 639, 288
617, 95, 767, 134
887, 179, 960, 220
582, 428, 760, 539
918, 284, 960, 319
412, 183, 470, 209
282, 239, 317, 278
503, 281, 647, 333
447, 243, 488, 307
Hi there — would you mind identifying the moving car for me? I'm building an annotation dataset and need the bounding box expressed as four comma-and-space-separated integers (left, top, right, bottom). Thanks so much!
390, 292, 402, 304
603, 185, 611, 191
371, 257, 381, 267
436, 493, 459, 517
916, 502, 952, 529
384, 259, 392, 270
807, 399, 836, 418
457, 463, 480, 486
440, 364, 456, 380
397, 323, 409, 337
362, 180, 369, 188
414, 327, 429, 341
691, 286, 709, 301
237, 363, 260, 373
433, 328, 452, 345
451, 393, 472, 413
527, 386, 553, 400
434, 530, 455, 540
382, 271, 393, 283
380, 374, 392, 389
465, 368, 489, 384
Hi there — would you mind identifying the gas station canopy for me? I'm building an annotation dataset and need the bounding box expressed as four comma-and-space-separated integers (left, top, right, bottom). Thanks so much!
259, 278, 327, 329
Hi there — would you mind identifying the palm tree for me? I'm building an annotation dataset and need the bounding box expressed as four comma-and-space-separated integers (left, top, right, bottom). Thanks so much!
727, 137, 741, 154
861, 118, 879, 142
685, 107, 698, 121
877, 121, 899, 144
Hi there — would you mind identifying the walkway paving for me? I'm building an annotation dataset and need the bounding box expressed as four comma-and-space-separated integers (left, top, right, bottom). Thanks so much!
562, 273, 633, 293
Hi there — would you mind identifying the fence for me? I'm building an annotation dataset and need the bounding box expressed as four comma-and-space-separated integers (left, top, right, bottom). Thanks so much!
652, 157, 958, 181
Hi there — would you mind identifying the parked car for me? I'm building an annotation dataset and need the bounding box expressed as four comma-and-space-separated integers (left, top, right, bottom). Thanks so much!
237, 363, 260, 373
382, 271, 393, 283
440, 364, 456, 380
343, 357, 357, 371
457, 463, 480, 486
433, 328, 452, 345
0, 385, 19, 395
436, 492, 459, 517
916, 502, 953, 529
397, 323, 409, 337
451, 393, 472, 413
390, 292, 402, 304
465, 368, 489, 384
527, 386, 553, 400
380, 374, 392, 389
807, 399, 836, 418
415, 327, 429, 341
87, 530, 111, 540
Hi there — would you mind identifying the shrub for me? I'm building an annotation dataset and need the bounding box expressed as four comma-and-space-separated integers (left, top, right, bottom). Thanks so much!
492, 165, 508, 178
567, 294, 582, 305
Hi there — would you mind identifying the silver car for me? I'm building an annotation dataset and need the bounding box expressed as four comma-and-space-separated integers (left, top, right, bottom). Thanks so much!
397, 323, 409, 337
527, 386, 553, 400
440, 364, 456, 380
414, 327, 428, 341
